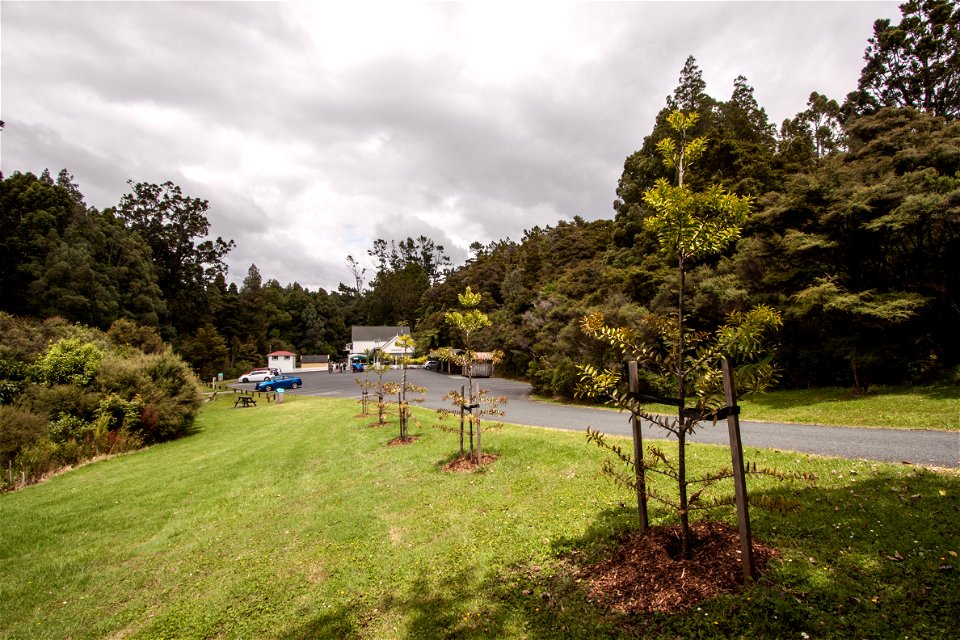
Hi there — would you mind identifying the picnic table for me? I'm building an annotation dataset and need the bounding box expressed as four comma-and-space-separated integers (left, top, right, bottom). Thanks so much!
234, 396, 257, 408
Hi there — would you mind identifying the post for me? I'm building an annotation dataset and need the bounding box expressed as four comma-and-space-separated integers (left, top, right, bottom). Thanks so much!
627, 361, 649, 532
459, 385, 465, 456
722, 358, 755, 582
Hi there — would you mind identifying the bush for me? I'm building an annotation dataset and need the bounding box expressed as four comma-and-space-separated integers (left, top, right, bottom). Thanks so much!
96, 350, 202, 442
96, 393, 143, 432
48, 414, 93, 445
0, 405, 47, 467
32, 337, 104, 386
107, 318, 164, 355
0, 312, 75, 362
18, 383, 101, 423
550, 357, 579, 398
0, 316, 198, 488
13, 438, 58, 481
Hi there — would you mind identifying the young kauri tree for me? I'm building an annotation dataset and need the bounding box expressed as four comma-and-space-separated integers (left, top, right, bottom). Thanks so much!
433, 287, 506, 465
383, 334, 425, 442
579, 111, 784, 559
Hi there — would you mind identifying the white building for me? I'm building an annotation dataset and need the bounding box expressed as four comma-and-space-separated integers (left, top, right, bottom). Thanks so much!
267, 350, 297, 372
347, 326, 412, 362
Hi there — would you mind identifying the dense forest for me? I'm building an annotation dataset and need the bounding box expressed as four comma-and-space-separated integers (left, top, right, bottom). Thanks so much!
2, 0, 958, 399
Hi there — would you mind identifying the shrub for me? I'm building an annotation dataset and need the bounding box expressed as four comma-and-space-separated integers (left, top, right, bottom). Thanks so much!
48, 414, 93, 445
18, 383, 101, 423
32, 337, 104, 386
550, 357, 579, 398
0, 312, 75, 362
107, 318, 165, 354
96, 393, 144, 432
1, 316, 198, 488
96, 350, 201, 442
0, 405, 47, 467
14, 438, 58, 480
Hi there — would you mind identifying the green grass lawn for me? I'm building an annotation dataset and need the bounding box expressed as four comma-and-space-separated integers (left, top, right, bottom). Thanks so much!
1, 394, 958, 639
739, 385, 960, 430
544, 384, 960, 430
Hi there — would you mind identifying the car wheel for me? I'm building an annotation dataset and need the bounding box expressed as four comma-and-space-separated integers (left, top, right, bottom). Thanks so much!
263, 385, 273, 392
240, 377, 249, 383
291, 382, 300, 389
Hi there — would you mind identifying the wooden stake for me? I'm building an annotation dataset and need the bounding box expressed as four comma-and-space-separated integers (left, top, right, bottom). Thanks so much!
628, 360, 649, 532
722, 358, 755, 582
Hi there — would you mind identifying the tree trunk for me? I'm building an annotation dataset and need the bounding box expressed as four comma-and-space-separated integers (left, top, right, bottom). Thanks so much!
677, 248, 691, 559
678, 422, 691, 559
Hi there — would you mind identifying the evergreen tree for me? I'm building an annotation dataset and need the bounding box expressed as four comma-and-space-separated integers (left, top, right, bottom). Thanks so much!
845, 0, 960, 119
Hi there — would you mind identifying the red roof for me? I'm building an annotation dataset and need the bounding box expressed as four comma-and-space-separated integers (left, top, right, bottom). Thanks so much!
267, 350, 297, 356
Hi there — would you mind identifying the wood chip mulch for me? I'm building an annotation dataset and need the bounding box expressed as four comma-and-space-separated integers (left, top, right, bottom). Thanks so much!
442, 453, 499, 472
576, 520, 779, 614
386, 436, 418, 446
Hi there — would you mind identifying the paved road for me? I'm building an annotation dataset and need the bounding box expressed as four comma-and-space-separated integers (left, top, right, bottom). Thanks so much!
240, 369, 959, 468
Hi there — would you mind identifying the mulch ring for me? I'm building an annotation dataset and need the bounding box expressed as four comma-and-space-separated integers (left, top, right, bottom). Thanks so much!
576, 520, 779, 614
387, 436, 418, 446
443, 453, 499, 472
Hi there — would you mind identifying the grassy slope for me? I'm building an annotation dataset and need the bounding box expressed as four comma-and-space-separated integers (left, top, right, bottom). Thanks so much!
0, 394, 957, 639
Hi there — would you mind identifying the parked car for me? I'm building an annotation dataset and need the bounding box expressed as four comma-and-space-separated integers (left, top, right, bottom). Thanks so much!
424, 360, 440, 371
255, 374, 303, 391
238, 369, 274, 383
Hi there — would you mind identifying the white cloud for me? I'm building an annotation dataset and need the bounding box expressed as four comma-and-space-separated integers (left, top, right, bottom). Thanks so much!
1, 1, 902, 291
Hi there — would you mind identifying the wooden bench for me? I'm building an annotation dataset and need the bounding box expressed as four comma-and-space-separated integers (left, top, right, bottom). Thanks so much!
234, 396, 257, 408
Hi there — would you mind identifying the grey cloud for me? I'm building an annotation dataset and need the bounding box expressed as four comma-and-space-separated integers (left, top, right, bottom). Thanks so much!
2, 1, 903, 292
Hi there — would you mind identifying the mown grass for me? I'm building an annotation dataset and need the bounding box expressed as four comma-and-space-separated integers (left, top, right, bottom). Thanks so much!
552, 384, 960, 430
739, 384, 960, 430
1, 394, 957, 639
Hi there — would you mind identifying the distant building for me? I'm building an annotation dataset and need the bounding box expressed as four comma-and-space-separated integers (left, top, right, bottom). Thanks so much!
301, 354, 330, 370
267, 350, 297, 371
347, 326, 412, 361
440, 350, 496, 377
471, 352, 496, 378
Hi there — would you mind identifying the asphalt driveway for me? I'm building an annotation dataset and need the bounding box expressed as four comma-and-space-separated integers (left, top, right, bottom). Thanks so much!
237, 368, 959, 468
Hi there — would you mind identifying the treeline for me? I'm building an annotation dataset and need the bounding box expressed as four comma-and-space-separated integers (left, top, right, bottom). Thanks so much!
0, 172, 354, 379
1, 0, 957, 397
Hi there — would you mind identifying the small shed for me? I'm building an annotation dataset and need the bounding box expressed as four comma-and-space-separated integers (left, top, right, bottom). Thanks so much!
441, 350, 495, 377
301, 355, 330, 370
471, 352, 496, 378
267, 350, 297, 372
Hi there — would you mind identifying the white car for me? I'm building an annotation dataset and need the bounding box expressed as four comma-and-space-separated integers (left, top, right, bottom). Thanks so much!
238, 369, 275, 383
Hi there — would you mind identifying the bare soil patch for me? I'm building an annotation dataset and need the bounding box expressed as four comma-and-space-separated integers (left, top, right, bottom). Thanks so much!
576, 520, 779, 613
387, 436, 418, 446
443, 453, 499, 472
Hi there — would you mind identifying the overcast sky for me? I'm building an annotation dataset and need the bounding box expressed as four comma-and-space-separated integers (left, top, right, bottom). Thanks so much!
1, 1, 902, 291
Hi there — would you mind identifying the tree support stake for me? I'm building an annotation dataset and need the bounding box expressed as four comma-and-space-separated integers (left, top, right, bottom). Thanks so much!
628, 361, 649, 532
722, 357, 755, 582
